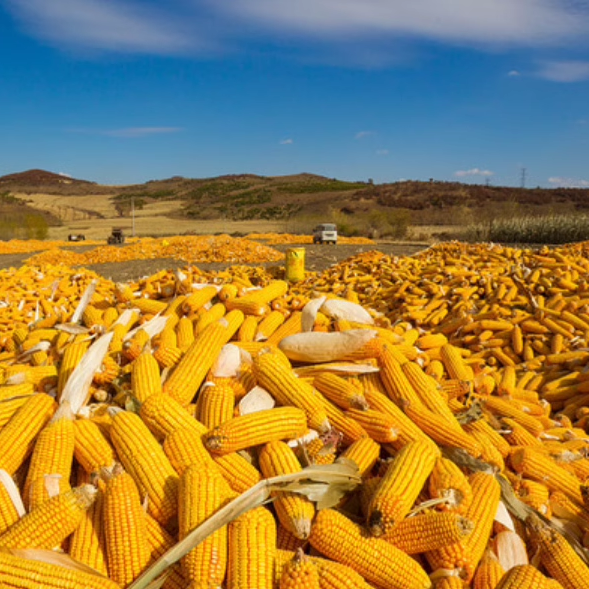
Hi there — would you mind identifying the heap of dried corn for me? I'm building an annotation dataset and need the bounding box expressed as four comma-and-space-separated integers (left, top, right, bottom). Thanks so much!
0, 240, 588, 588
25, 235, 285, 266
246, 232, 376, 245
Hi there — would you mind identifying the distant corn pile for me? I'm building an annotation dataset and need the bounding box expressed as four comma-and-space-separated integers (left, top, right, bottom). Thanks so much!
25, 235, 285, 266
247, 232, 376, 245
0, 238, 106, 255
0, 240, 588, 588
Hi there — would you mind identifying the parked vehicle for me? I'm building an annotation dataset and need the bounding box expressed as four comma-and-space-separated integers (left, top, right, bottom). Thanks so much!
107, 228, 125, 244
67, 234, 86, 241
312, 223, 338, 245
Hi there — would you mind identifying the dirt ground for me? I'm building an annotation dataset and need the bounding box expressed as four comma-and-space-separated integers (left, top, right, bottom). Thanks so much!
0, 242, 429, 283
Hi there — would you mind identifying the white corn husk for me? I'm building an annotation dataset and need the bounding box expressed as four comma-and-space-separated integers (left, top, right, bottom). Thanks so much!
60, 331, 114, 414
494, 500, 516, 532
70, 280, 98, 325
279, 329, 378, 363
211, 344, 242, 378
493, 530, 529, 571
238, 386, 275, 415
293, 362, 379, 377
125, 314, 168, 342
301, 296, 327, 332
320, 298, 374, 325
43, 475, 63, 499
0, 469, 26, 517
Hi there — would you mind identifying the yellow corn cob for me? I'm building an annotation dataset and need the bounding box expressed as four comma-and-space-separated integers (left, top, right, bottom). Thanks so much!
255, 310, 286, 341
110, 410, 179, 530
69, 487, 108, 576
320, 399, 368, 446
131, 351, 162, 402
387, 510, 474, 554
227, 506, 276, 589
482, 396, 545, 437
213, 452, 262, 494
403, 401, 482, 458
462, 419, 511, 458
279, 549, 320, 589
182, 286, 218, 315
153, 342, 183, 369
194, 302, 226, 333
362, 386, 429, 447
266, 311, 303, 346
23, 408, 75, 510
179, 463, 233, 587
259, 441, 315, 540
254, 349, 330, 433
163, 424, 216, 475
0, 550, 120, 589
139, 391, 208, 440
313, 372, 369, 410
175, 316, 195, 352
197, 382, 235, 429
0, 473, 21, 535
276, 526, 307, 552
275, 549, 374, 589
123, 328, 151, 361
103, 465, 151, 587
204, 406, 308, 455
345, 408, 399, 444
339, 436, 380, 477
57, 340, 90, 397
401, 360, 457, 423
144, 512, 186, 589
225, 280, 288, 316
516, 479, 551, 516
0, 484, 96, 549
544, 498, 589, 569
163, 319, 235, 405
237, 315, 259, 342
304, 435, 338, 465
378, 345, 424, 406
73, 417, 116, 474
473, 549, 505, 589
131, 297, 168, 315
367, 438, 440, 538
0, 393, 56, 475
309, 508, 431, 589
440, 344, 474, 381
510, 446, 584, 504
429, 457, 473, 514
494, 565, 554, 589
426, 472, 501, 582
0, 396, 31, 429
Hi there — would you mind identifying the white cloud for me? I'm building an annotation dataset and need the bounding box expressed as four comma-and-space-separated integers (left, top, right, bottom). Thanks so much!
454, 168, 494, 177
101, 127, 183, 138
355, 131, 375, 139
214, 0, 589, 47
4, 0, 199, 54
535, 60, 589, 82
376, 149, 389, 155
508, 70, 521, 76
548, 176, 589, 188
4, 0, 589, 57
280, 138, 293, 145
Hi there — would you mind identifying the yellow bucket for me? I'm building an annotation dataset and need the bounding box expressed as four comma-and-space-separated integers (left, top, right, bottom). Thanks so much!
285, 247, 306, 282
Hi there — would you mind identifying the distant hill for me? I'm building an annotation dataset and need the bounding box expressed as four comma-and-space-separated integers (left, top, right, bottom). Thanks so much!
1, 169, 589, 230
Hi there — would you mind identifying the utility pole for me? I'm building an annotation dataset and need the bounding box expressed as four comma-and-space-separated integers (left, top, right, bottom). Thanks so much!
520, 167, 526, 189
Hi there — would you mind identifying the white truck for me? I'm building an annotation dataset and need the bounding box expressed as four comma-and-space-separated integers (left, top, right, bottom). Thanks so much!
312, 223, 338, 245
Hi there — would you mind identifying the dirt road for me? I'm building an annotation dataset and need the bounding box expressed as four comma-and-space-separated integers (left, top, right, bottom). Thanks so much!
0, 242, 429, 283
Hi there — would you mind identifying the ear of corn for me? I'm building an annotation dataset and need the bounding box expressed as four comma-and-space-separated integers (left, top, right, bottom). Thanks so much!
131, 351, 162, 402
73, 417, 116, 475
110, 410, 179, 530
259, 441, 315, 540
103, 466, 151, 586
0, 484, 96, 549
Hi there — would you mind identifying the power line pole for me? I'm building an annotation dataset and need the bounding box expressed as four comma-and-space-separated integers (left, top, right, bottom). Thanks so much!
520, 167, 526, 189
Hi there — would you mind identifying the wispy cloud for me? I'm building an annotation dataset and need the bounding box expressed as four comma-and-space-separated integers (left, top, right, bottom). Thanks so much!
535, 60, 589, 82
548, 176, 589, 188
4, 0, 589, 57
507, 70, 521, 77
454, 168, 494, 178
376, 149, 389, 155
280, 138, 293, 145
3, 0, 200, 54
355, 131, 375, 139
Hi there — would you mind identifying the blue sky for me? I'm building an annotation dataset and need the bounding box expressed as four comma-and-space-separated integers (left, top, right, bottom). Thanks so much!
0, 0, 588, 188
